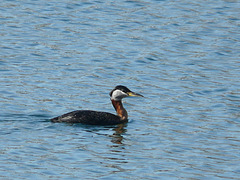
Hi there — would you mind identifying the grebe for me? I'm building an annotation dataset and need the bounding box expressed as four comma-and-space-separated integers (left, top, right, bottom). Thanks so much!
50, 85, 143, 125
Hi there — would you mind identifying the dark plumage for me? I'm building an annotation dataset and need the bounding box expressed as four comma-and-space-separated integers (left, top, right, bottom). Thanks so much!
50, 85, 143, 125
50, 110, 126, 125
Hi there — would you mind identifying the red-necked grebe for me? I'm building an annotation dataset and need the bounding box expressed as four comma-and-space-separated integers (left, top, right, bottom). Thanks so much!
50, 85, 143, 125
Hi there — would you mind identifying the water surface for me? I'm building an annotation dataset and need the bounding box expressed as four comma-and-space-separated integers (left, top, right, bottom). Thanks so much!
0, 0, 240, 179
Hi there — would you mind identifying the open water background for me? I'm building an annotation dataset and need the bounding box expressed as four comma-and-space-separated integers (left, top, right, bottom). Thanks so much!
0, 0, 240, 179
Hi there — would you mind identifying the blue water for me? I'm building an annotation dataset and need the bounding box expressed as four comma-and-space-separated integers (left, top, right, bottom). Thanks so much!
1, 0, 240, 179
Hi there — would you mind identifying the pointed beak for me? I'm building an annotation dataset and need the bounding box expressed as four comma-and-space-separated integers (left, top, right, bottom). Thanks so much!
127, 91, 144, 97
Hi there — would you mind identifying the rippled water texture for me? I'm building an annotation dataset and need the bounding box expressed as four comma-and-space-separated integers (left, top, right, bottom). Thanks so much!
0, 0, 240, 179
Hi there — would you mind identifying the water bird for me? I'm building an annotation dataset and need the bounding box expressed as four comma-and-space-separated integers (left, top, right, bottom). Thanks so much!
50, 85, 143, 125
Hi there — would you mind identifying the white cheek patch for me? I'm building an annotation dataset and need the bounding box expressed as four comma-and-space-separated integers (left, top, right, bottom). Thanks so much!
111, 89, 128, 101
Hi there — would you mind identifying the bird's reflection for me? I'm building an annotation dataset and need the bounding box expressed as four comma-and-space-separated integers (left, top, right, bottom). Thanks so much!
110, 123, 127, 145
70, 122, 127, 145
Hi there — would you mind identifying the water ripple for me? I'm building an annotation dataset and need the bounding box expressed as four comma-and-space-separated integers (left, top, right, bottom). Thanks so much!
1, 0, 240, 179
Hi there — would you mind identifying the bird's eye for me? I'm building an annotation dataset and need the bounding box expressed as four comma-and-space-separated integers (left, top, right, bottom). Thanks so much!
120, 88, 127, 93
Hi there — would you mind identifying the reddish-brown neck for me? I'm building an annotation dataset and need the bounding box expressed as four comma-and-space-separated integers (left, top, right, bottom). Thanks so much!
111, 99, 128, 120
